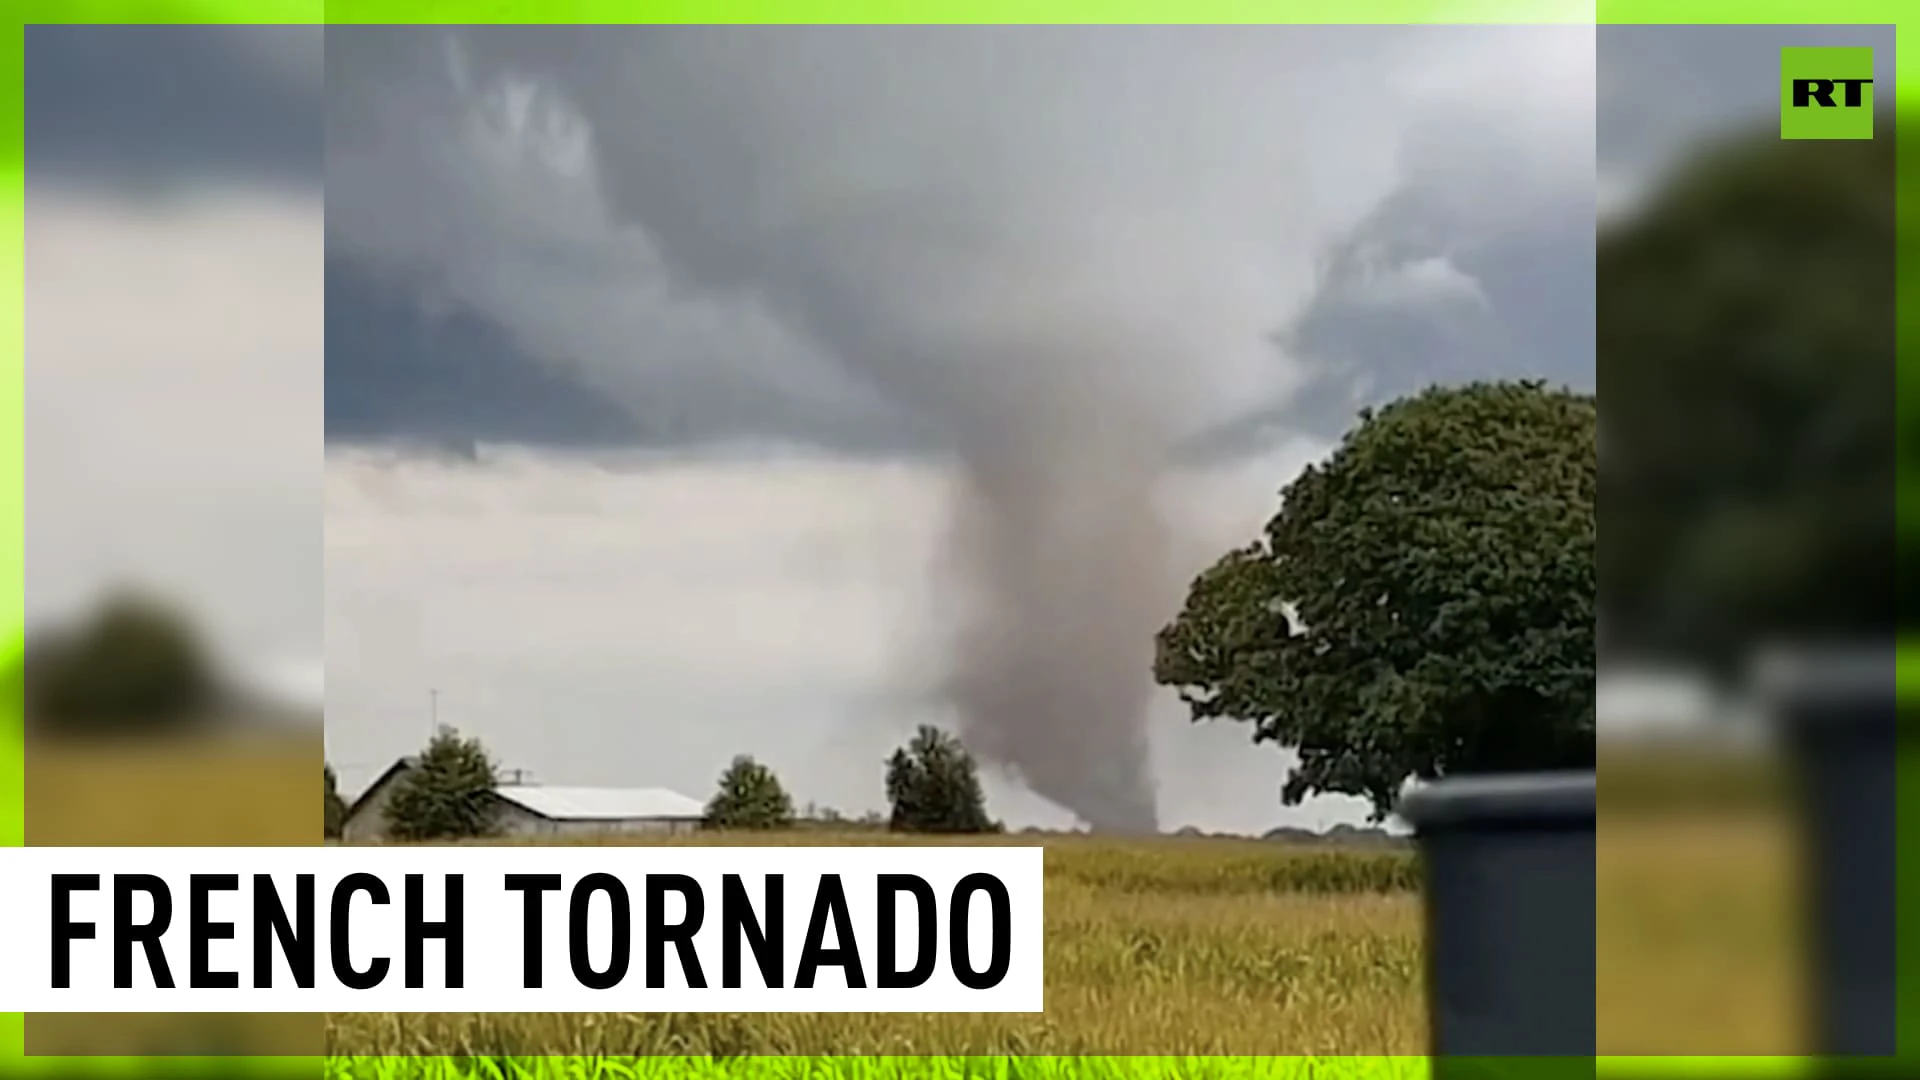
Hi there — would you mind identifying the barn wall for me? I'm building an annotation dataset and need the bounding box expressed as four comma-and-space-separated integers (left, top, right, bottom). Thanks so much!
494, 801, 559, 838
547, 816, 700, 838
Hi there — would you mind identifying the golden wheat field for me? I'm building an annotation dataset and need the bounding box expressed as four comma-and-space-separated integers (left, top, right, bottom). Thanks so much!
20, 737, 1806, 1058
332, 804, 1803, 1058
330, 831, 1427, 1057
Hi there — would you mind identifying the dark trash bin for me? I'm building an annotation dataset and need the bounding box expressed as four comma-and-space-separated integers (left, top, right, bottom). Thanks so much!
1752, 647, 1899, 1061
1398, 770, 1596, 1070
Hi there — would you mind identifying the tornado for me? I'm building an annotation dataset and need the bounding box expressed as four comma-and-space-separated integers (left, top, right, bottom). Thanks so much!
322, 25, 1430, 832
485, 27, 1224, 833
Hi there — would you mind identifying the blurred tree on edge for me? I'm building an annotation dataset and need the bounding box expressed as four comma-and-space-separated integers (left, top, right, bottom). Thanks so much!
21, 590, 222, 737
1599, 110, 1898, 672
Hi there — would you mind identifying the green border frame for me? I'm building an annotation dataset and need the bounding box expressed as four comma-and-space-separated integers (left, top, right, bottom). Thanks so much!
0, 5, 1910, 1079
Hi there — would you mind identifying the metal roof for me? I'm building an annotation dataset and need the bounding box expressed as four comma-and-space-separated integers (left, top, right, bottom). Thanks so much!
493, 785, 705, 821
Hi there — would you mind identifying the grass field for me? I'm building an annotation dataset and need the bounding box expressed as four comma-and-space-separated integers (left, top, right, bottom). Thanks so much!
323, 1057, 1431, 1080
330, 794, 1802, 1060
331, 797, 1802, 1059
330, 831, 1427, 1056
17, 737, 1805, 1065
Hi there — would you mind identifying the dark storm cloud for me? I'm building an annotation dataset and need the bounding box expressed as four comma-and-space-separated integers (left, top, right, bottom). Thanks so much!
322, 25, 1598, 458
15, 24, 645, 450
22, 24, 1618, 457
325, 25, 941, 454
324, 255, 644, 448
25, 25, 322, 188
325, 253, 931, 453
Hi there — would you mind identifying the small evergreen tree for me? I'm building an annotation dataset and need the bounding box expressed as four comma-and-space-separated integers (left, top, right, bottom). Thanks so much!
704, 754, 796, 830
885, 725, 999, 834
383, 726, 502, 841
324, 763, 348, 839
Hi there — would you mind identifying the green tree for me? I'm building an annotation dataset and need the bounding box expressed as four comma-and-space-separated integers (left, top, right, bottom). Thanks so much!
885, 724, 999, 834
1155, 380, 1597, 821
383, 726, 502, 841
704, 754, 796, 830
24, 591, 221, 735
1600, 113, 1896, 670
324, 763, 348, 839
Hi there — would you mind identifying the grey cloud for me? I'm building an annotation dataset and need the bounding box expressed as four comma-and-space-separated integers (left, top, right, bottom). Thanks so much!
1202, 188, 1597, 450
26, 25, 321, 189
398, 26, 1415, 444
1597, 25, 1895, 216
325, 25, 1596, 458
1229, 27, 1909, 449
325, 254, 645, 449
326, 27, 924, 455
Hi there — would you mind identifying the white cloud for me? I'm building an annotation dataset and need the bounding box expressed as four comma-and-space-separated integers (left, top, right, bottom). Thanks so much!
1343, 255, 1489, 311
25, 183, 323, 688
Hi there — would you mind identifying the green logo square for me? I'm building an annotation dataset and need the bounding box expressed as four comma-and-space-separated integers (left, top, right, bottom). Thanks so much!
1780, 46, 1875, 140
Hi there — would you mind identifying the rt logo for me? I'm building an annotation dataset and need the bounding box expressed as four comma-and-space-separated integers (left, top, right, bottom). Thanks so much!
1780, 47, 1875, 140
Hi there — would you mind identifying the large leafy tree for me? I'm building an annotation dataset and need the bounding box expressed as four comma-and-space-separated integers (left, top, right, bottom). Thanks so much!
885, 725, 1000, 835
1155, 380, 1597, 820
1600, 112, 1896, 670
383, 726, 503, 841
704, 754, 796, 830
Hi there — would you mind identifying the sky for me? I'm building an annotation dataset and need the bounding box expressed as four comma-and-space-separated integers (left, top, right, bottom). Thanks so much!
22, 24, 1893, 832
24, 27, 324, 697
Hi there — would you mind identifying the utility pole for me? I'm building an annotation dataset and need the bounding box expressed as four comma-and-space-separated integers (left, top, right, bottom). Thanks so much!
429, 688, 438, 740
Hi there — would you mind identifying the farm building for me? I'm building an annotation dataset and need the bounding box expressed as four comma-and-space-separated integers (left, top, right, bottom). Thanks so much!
339, 757, 705, 842
488, 785, 706, 838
